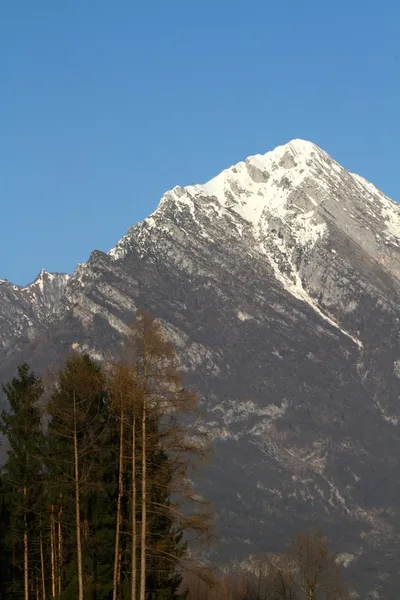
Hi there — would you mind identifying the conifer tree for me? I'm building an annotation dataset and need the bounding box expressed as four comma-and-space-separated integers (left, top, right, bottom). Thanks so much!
108, 363, 138, 600
45, 353, 116, 600
0, 363, 45, 600
0, 313, 213, 600
0, 471, 12, 599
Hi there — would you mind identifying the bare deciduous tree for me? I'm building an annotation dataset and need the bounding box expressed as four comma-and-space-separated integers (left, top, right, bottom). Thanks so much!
290, 529, 347, 600
109, 311, 213, 599
183, 529, 348, 600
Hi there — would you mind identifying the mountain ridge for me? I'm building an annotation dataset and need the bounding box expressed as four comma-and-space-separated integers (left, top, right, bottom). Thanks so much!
0, 269, 69, 290
2, 140, 400, 598
3, 139, 397, 288
105, 139, 399, 352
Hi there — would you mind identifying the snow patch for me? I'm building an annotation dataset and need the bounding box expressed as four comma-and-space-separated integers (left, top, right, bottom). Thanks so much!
336, 552, 356, 568
259, 242, 363, 349
393, 359, 400, 379
375, 400, 398, 426
237, 310, 252, 321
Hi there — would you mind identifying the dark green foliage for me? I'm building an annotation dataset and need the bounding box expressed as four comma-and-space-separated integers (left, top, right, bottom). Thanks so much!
146, 444, 187, 600
0, 356, 194, 599
0, 363, 45, 598
46, 353, 117, 600
0, 474, 12, 599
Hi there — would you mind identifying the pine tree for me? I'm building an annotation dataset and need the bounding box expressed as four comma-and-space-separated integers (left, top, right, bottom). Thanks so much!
45, 353, 117, 600
108, 363, 138, 600
0, 363, 45, 599
145, 443, 187, 600
0, 472, 12, 599
0, 316, 213, 600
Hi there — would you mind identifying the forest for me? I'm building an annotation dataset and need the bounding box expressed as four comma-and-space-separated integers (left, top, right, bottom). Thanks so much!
0, 312, 348, 599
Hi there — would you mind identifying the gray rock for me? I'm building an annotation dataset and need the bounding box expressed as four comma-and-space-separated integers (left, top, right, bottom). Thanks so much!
2, 139, 400, 598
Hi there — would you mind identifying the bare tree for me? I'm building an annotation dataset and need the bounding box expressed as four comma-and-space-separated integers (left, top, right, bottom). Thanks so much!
182, 530, 348, 600
287, 529, 347, 600
101, 312, 214, 598
114, 311, 213, 597
183, 567, 252, 600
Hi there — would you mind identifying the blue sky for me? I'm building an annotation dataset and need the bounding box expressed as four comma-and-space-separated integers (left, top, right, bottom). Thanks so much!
1, 0, 399, 285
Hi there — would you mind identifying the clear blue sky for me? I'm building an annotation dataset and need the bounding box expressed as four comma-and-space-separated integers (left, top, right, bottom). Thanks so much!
1, 0, 399, 285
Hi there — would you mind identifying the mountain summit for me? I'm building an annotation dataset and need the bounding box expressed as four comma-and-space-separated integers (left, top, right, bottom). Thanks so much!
2, 140, 400, 598
109, 139, 400, 349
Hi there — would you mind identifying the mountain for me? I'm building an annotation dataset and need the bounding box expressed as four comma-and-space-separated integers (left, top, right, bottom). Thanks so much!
0, 269, 69, 360
2, 139, 400, 598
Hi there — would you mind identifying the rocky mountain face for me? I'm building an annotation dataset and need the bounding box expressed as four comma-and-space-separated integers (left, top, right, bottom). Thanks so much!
0, 270, 69, 360
2, 140, 400, 598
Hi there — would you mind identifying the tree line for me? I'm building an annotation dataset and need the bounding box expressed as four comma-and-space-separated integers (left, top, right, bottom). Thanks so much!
0, 313, 212, 599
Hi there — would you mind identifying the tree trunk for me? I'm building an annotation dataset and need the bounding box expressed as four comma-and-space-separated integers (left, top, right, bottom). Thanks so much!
113, 406, 125, 600
73, 390, 84, 600
131, 413, 137, 600
139, 336, 150, 600
139, 378, 147, 600
23, 486, 29, 600
40, 530, 46, 600
58, 497, 63, 597
12, 543, 16, 588
50, 506, 56, 598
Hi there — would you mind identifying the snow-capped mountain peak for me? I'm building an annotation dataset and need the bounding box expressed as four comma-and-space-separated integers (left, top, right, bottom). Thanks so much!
171, 139, 328, 227
109, 139, 332, 260
109, 139, 351, 278
172, 138, 398, 232
4, 139, 400, 597
108, 139, 400, 352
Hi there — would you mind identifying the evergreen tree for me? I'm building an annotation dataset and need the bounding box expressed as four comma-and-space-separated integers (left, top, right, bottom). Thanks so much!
45, 353, 117, 600
0, 363, 45, 599
145, 444, 187, 600
0, 314, 212, 600
0, 472, 12, 599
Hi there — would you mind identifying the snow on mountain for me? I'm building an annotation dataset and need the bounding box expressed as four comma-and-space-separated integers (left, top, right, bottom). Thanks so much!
109, 139, 330, 258
22, 269, 70, 313
2, 140, 400, 598
0, 270, 69, 354
108, 139, 400, 349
